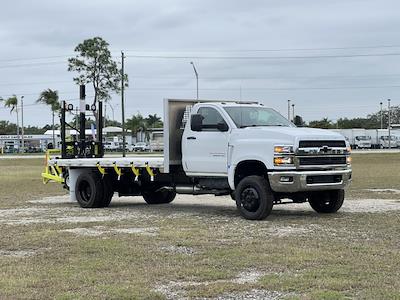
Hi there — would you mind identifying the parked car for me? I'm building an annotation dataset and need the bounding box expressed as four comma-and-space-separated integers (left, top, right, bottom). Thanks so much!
104, 141, 119, 151
379, 136, 398, 148
132, 142, 150, 152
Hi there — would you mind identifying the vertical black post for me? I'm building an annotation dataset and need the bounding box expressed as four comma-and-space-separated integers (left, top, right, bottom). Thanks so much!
61, 101, 66, 158
79, 85, 86, 157
98, 100, 103, 157
121, 51, 126, 157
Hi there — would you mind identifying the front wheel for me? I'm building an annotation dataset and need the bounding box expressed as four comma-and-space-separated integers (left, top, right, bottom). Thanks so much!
235, 176, 274, 220
308, 190, 344, 213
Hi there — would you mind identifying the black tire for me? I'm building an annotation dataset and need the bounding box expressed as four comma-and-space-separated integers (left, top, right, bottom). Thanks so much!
142, 189, 176, 204
308, 190, 344, 213
235, 176, 274, 220
101, 176, 114, 207
75, 172, 104, 208
63, 170, 70, 191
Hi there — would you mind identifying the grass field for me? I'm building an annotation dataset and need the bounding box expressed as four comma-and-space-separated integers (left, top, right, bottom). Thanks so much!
0, 154, 399, 299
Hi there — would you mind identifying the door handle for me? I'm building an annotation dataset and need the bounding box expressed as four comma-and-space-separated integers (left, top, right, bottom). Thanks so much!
187, 136, 196, 140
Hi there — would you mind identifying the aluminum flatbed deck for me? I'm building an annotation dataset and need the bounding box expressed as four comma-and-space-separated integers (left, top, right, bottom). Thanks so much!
49, 156, 164, 170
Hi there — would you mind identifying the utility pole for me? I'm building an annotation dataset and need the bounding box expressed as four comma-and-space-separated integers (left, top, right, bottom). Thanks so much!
190, 62, 199, 100
16, 99, 20, 152
388, 99, 391, 149
52, 111, 55, 147
79, 85, 86, 157
121, 51, 126, 157
287, 100, 291, 121
75, 107, 79, 132
292, 103, 295, 122
21, 96, 24, 153
380, 102, 383, 129
104, 102, 107, 128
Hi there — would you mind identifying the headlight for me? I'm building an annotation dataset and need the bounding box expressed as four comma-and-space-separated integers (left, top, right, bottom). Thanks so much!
274, 156, 294, 165
274, 145, 293, 154
274, 145, 294, 166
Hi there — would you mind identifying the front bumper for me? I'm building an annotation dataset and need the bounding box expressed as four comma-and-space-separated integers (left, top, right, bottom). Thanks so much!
268, 169, 352, 193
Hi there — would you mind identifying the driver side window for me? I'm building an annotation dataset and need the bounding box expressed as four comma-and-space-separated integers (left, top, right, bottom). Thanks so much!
197, 107, 227, 131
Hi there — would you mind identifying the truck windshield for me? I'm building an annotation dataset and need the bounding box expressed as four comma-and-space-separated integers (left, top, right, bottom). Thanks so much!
224, 106, 294, 128
356, 136, 370, 141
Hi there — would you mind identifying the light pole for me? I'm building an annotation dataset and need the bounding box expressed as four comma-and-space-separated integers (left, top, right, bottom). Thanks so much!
15, 99, 20, 152
52, 110, 55, 147
292, 103, 295, 122
388, 99, 391, 149
21, 96, 24, 153
287, 100, 291, 121
121, 51, 126, 157
380, 102, 383, 129
190, 62, 199, 100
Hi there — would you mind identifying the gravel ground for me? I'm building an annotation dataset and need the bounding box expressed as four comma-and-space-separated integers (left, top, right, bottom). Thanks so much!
0, 194, 395, 227
2, 193, 399, 299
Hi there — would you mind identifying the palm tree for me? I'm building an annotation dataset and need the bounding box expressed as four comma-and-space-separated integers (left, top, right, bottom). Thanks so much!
37, 89, 60, 146
126, 113, 147, 142
1, 95, 20, 140
146, 114, 163, 128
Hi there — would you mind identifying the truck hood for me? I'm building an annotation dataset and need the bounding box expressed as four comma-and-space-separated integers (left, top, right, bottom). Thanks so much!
231, 126, 345, 145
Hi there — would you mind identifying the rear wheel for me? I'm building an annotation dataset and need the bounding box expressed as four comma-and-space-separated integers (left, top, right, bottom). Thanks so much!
308, 190, 344, 213
142, 189, 176, 204
235, 176, 274, 220
75, 172, 104, 208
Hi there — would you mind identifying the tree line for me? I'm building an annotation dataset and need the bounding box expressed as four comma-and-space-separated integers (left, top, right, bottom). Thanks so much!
305, 106, 400, 129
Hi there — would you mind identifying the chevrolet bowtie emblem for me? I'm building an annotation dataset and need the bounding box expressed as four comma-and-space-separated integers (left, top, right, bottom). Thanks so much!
320, 146, 331, 153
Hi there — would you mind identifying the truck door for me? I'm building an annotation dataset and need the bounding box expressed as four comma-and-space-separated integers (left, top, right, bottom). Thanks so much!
183, 106, 230, 175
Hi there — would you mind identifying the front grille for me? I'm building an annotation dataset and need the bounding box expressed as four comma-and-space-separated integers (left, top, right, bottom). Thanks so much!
299, 140, 346, 148
298, 156, 346, 166
306, 175, 342, 184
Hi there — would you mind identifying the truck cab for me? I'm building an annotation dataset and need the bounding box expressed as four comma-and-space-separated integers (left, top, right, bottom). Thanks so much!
379, 136, 398, 148
354, 135, 372, 149
179, 102, 352, 219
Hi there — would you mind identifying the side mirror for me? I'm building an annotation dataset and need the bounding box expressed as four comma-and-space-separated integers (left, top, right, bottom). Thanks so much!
217, 122, 229, 132
191, 114, 203, 131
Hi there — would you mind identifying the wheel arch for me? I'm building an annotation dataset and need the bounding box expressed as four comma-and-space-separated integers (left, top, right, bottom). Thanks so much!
231, 159, 269, 189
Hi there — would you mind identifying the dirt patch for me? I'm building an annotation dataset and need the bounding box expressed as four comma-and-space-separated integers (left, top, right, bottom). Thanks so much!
112, 227, 158, 236
341, 199, 400, 213
29, 195, 75, 205
212, 289, 286, 300
232, 270, 265, 284
274, 199, 400, 214
61, 226, 159, 237
3, 196, 400, 228
266, 225, 314, 237
155, 270, 285, 300
160, 245, 195, 255
0, 249, 40, 258
364, 188, 400, 194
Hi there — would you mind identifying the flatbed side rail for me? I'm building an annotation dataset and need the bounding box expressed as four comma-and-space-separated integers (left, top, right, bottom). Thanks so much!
41, 149, 65, 184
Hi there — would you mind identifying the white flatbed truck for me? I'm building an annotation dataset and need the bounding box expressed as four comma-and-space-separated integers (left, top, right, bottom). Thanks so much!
43, 99, 352, 220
